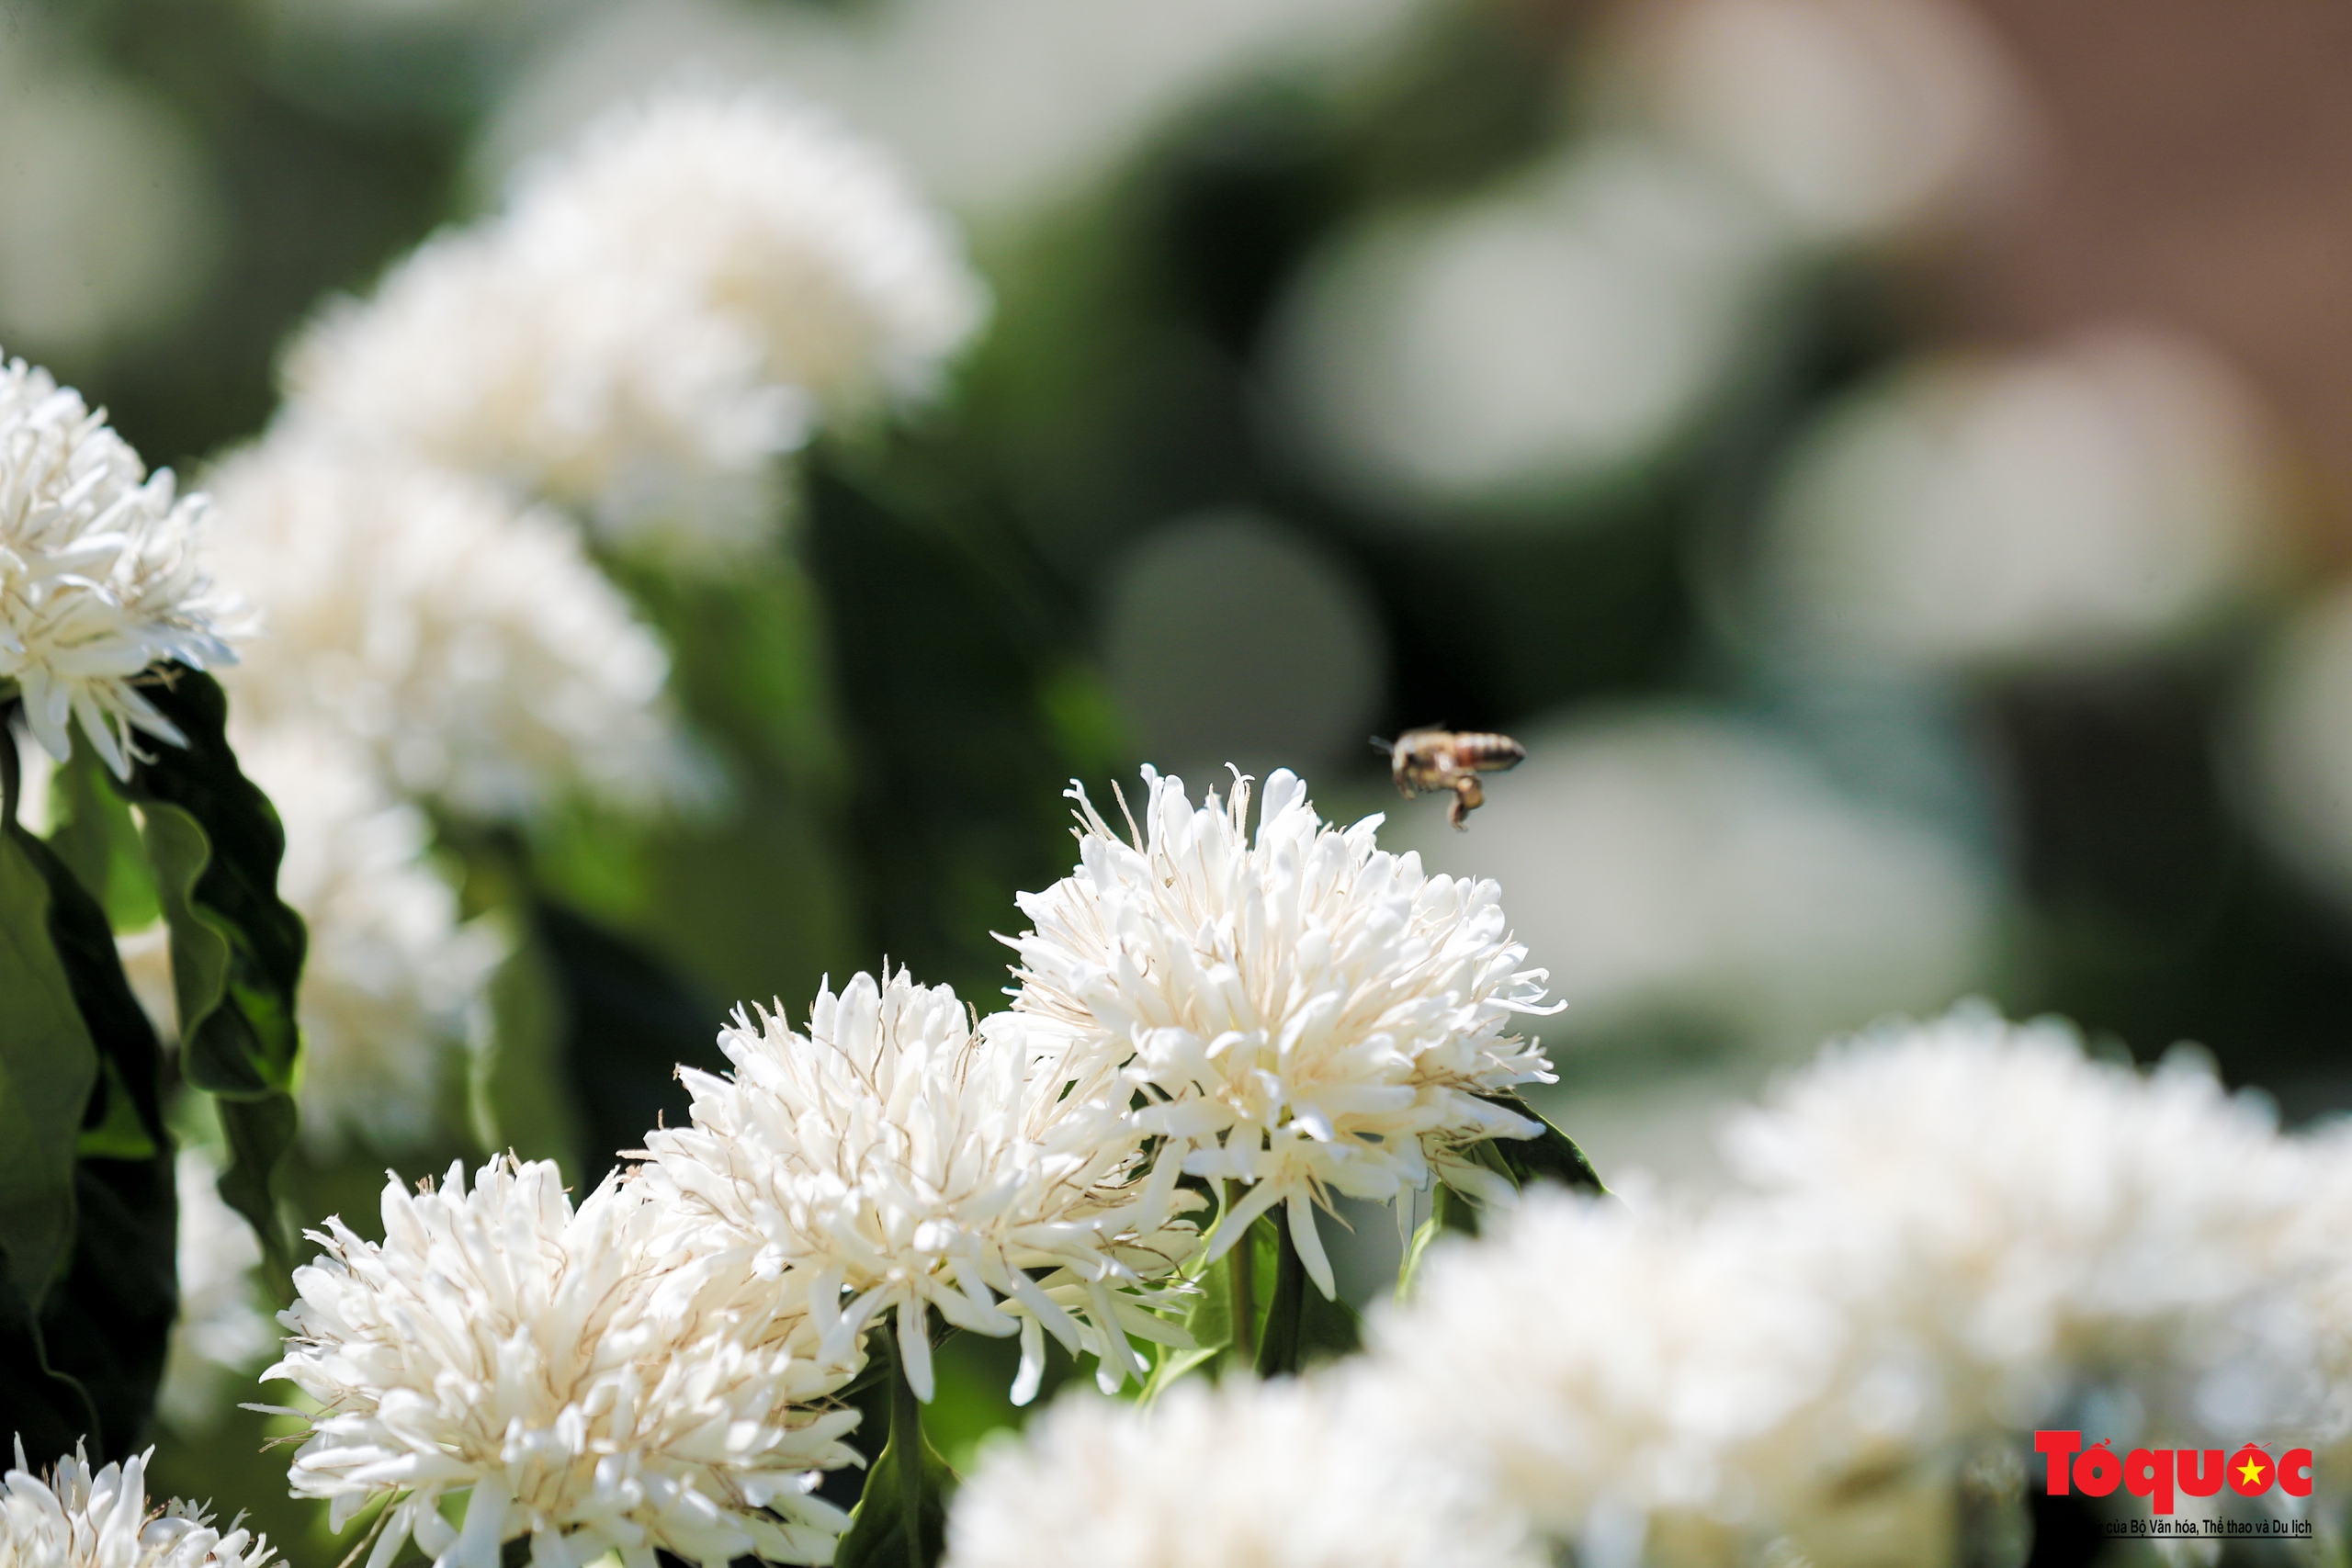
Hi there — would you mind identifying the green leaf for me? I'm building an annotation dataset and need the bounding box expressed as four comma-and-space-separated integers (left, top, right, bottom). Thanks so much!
0, 1256, 97, 1460
1396, 1181, 1478, 1298
837, 1334, 955, 1568
119, 669, 306, 1277
1254, 1220, 1361, 1379
1143, 1194, 1278, 1400
46, 747, 159, 931
16, 827, 179, 1456
0, 829, 98, 1308
40, 1156, 176, 1458
1475, 1093, 1607, 1196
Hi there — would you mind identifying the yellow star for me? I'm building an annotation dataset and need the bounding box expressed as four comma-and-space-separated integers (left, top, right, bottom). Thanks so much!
2237, 1455, 2267, 1488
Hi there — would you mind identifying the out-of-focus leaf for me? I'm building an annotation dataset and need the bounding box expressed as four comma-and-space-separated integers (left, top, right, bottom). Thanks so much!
615, 557, 848, 798
531, 899, 723, 1184
473, 925, 588, 1185
121, 668, 305, 1276
17, 828, 178, 1456
0, 829, 98, 1308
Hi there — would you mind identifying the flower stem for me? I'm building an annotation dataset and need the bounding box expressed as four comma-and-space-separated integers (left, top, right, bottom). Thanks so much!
892, 1313, 925, 1568
1255, 1220, 1308, 1378
0, 700, 19, 831
1224, 1182, 1255, 1363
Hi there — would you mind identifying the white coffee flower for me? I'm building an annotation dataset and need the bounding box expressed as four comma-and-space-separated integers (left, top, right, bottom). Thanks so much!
944, 1376, 1536, 1568
0, 1441, 271, 1568
1003, 767, 1557, 1296
156, 1146, 275, 1432
0, 355, 235, 777
638, 968, 1202, 1405
284, 90, 985, 558
238, 725, 505, 1151
204, 432, 700, 822
267, 1157, 860, 1568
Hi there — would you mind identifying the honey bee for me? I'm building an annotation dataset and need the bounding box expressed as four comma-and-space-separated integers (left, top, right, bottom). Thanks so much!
1380, 728, 1526, 830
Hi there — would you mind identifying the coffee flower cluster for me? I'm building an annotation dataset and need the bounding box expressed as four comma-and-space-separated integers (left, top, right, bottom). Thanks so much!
258, 767, 1563, 1565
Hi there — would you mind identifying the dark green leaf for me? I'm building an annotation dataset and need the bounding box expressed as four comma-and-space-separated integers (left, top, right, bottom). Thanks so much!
39, 1156, 176, 1459
119, 668, 305, 1277
16, 827, 179, 1456
0, 1255, 97, 1461
0, 830, 98, 1308
1464, 1093, 1606, 1198
836, 1336, 955, 1568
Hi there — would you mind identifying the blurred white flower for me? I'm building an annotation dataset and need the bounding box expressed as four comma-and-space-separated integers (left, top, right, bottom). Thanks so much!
236, 725, 505, 1152
638, 968, 1201, 1404
1271, 139, 1782, 518
0, 61, 225, 365
1609, 0, 2028, 249
1724, 1008, 2341, 1444
1369, 1188, 1843, 1556
282, 228, 796, 558
1392, 708, 1995, 1072
288, 89, 983, 557
157, 1146, 275, 1433
524, 92, 987, 415
0, 357, 238, 778
268, 1156, 861, 1568
477, 0, 1423, 225
1756, 331, 2279, 672
204, 433, 699, 822
1004, 768, 1556, 1297
1369, 1009, 2352, 1562
944, 1376, 1536, 1568
1, 1442, 273, 1568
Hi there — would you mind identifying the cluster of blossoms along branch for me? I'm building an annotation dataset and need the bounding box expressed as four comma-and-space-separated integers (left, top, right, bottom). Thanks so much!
137, 87, 993, 1161
242, 766, 1560, 1568
944, 1008, 2352, 1568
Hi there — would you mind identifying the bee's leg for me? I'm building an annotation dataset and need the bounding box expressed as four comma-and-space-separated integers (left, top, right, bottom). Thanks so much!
1447, 776, 1483, 829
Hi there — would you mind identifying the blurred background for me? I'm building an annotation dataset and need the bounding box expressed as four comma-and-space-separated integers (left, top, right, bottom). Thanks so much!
11, 0, 2352, 1551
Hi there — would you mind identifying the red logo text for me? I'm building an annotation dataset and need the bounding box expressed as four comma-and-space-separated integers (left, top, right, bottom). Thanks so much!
2035, 1431, 2313, 1516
